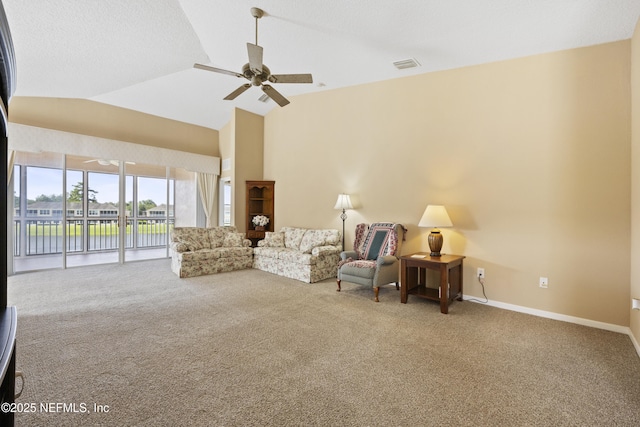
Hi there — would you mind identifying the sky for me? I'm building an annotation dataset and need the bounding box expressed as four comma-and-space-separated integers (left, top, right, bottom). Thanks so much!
24, 167, 170, 205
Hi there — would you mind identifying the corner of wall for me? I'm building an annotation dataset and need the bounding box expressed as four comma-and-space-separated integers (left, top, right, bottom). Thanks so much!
228, 108, 265, 232
630, 16, 640, 350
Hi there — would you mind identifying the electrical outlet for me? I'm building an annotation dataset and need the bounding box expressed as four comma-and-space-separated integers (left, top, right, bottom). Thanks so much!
477, 268, 485, 279
539, 277, 548, 288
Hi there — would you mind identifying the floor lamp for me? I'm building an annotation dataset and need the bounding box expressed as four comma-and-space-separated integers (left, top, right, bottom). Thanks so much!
334, 194, 353, 249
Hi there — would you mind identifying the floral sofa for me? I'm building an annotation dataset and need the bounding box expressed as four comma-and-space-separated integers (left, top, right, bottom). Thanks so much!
170, 226, 253, 278
253, 227, 342, 283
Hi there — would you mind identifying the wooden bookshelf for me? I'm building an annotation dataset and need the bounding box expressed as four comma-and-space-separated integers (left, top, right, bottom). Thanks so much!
245, 181, 275, 246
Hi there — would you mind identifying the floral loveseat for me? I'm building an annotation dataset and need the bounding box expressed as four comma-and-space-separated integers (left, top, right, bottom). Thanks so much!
253, 227, 342, 283
170, 226, 253, 278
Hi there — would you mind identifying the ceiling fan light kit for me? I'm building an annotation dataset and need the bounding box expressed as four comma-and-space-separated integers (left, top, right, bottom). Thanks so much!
194, 7, 313, 107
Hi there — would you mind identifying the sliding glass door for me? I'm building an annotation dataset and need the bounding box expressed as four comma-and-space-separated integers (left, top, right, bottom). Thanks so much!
123, 163, 174, 262
14, 152, 65, 271
11, 152, 174, 272
64, 157, 121, 267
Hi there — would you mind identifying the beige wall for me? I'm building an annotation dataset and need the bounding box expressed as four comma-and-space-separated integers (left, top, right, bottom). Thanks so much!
631, 21, 640, 343
220, 108, 264, 231
9, 97, 219, 157
233, 109, 264, 232
265, 41, 632, 326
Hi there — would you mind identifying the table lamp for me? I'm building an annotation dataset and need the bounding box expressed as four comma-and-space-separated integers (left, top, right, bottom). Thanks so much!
418, 205, 452, 257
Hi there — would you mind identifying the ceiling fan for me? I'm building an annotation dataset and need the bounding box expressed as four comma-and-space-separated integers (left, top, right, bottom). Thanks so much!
194, 7, 313, 107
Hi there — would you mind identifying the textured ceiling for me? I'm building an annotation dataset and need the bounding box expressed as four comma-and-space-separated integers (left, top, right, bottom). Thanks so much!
3, 0, 640, 130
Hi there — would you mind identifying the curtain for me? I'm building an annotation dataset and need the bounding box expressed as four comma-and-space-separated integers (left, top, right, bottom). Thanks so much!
196, 172, 218, 227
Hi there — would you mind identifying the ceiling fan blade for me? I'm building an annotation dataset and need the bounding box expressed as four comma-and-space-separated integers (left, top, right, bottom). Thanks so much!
194, 63, 244, 79
269, 74, 313, 84
224, 84, 252, 100
108, 160, 135, 166
261, 85, 290, 107
83, 159, 117, 166
247, 43, 263, 74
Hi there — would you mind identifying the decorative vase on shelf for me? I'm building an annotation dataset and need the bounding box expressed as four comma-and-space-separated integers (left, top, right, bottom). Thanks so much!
252, 214, 269, 232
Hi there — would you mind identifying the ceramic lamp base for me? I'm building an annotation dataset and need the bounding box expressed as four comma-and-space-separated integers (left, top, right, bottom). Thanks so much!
428, 230, 443, 257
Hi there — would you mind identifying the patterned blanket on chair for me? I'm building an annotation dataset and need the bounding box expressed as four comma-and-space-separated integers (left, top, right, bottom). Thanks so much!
338, 222, 403, 269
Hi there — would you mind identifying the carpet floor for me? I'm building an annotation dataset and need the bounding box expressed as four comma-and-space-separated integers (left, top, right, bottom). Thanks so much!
7, 259, 640, 426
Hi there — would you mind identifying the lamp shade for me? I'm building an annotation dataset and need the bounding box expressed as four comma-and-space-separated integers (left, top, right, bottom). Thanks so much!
418, 205, 452, 228
419, 205, 452, 257
334, 194, 353, 210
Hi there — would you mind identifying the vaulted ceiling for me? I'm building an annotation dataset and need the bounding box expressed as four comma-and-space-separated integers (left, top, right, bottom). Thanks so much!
4, 0, 640, 130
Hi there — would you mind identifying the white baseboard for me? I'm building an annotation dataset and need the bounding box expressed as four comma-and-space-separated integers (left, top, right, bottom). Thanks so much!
465, 297, 640, 358
630, 330, 640, 358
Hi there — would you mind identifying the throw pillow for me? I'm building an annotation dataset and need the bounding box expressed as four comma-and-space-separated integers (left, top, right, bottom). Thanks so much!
323, 229, 341, 246
262, 232, 285, 247
173, 227, 210, 251
174, 235, 206, 252
223, 232, 244, 247
172, 241, 189, 252
299, 230, 326, 254
282, 227, 306, 250
208, 228, 226, 248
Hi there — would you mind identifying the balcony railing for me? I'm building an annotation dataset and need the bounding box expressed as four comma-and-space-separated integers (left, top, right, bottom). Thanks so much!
13, 218, 174, 257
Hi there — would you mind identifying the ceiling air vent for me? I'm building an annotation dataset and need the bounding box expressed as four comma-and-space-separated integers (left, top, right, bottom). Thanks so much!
258, 93, 270, 103
393, 58, 420, 70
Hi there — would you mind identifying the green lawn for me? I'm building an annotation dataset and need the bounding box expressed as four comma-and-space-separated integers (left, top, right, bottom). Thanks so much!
23, 222, 172, 237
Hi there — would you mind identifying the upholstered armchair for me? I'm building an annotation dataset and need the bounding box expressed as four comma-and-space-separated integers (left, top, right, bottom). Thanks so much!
336, 222, 406, 302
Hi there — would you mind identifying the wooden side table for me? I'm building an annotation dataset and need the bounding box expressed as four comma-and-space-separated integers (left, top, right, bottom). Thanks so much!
400, 253, 465, 314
